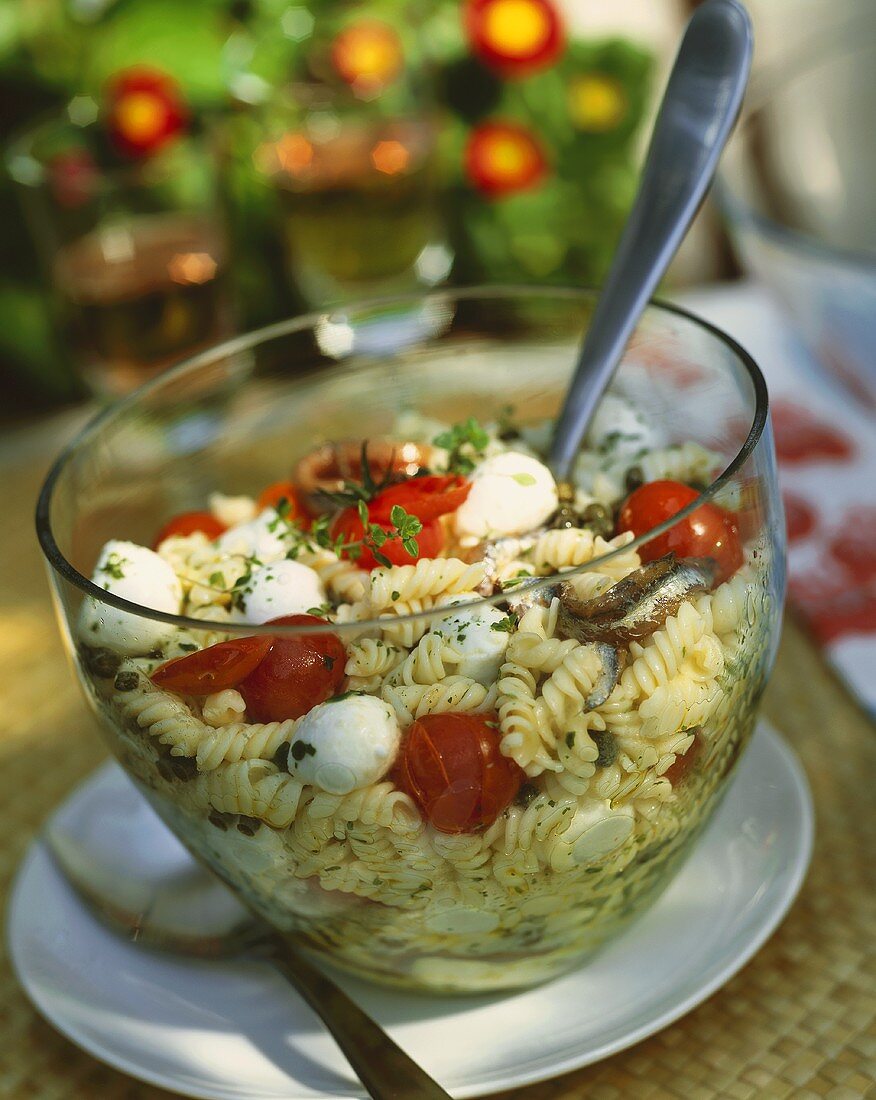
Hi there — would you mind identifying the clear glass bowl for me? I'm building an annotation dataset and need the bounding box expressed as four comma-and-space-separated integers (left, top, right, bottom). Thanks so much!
36, 288, 784, 994
717, 28, 876, 408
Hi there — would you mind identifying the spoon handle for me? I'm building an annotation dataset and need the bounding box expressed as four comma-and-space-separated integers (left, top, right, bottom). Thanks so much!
549, 0, 753, 481
268, 937, 453, 1100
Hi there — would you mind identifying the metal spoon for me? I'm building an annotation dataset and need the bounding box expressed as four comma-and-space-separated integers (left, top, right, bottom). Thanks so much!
41, 822, 452, 1100
549, 0, 753, 482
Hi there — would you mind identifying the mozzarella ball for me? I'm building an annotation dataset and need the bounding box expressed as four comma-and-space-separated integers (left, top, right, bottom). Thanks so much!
216, 508, 288, 563
78, 540, 183, 656
585, 393, 663, 459
229, 559, 326, 624
208, 492, 257, 528
548, 798, 634, 871
288, 695, 401, 794
434, 593, 511, 685
454, 451, 558, 540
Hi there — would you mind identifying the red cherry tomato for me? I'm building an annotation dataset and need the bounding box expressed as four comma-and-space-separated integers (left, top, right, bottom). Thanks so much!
331, 507, 444, 570
257, 480, 309, 523
395, 713, 524, 834
152, 635, 274, 695
618, 479, 743, 584
370, 475, 471, 522
238, 614, 346, 723
153, 510, 226, 547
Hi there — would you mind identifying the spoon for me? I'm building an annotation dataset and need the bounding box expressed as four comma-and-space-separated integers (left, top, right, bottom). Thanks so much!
41, 821, 452, 1100
549, 0, 753, 482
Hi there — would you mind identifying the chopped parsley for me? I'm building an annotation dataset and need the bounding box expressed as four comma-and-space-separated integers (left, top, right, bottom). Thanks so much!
100, 552, 129, 580
208, 571, 227, 588
307, 602, 333, 617
510, 472, 536, 487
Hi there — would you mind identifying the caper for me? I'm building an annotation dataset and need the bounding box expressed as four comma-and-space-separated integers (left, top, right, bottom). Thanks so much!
624, 465, 644, 493
515, 782, 538, 807
81, 645, 122, 678
236, 816, 262, 836
208, 810, 230, 831
580, 503, 614, 539
272, 741, 291, 770
170, 757, 198, 782
549, 503, 579, 530
591, 730, 618, 767
113, 670, 139, 693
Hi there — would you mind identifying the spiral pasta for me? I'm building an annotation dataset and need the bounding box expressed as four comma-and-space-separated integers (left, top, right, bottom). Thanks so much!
196, 719, 299, 771
368, 559, 487, 610
344, 638, 406, 691
194, 759, 306, 827
382, 677, 497, 726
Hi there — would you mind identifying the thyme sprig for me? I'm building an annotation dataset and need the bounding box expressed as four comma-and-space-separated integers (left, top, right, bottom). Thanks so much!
433, 417, 489, 475
288, 503, 423, 570
318, 440, 403, 511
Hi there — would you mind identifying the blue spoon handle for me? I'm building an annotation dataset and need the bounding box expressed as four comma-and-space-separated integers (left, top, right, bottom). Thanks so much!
549, 0, 753, 481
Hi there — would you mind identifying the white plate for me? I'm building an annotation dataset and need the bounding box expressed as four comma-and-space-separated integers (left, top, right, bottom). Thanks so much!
8, 722, 812, 1100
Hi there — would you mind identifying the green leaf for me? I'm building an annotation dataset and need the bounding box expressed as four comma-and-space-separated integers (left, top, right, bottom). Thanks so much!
511, 472, 537, 486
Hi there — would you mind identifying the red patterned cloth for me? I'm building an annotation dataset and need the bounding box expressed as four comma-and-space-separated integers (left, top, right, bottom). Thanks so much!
679, 284, 876, 713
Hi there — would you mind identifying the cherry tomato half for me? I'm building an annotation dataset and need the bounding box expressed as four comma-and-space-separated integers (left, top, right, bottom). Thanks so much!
238, 614, 346, 723
153, 510, 226, 547
256, 480, 309, 523
618, 479, 743, 584
370, 475, 471, 522
394, 713, 524, 834
331, 507, 444, 570
152, 635, 274, 695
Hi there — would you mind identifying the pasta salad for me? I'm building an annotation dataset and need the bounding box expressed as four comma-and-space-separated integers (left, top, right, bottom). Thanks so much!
77, 403, 771, 992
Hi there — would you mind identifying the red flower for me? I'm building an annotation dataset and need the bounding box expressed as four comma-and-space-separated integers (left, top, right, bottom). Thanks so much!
464, 0, 564, 78
105, 67, 188, 159
465, 120, 547, 198
331, 20, 403, 93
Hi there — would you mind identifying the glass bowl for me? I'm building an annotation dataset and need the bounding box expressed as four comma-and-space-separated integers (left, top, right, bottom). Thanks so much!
717, 26, 876, 408
36, 288, 784, 994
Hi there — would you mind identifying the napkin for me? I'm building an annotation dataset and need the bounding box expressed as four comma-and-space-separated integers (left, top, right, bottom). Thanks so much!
678, 282, 876, 714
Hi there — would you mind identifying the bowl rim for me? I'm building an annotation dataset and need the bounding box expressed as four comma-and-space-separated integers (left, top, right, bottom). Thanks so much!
35, 285, 770, 638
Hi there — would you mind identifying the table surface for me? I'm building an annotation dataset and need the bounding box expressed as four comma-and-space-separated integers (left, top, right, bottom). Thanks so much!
0, 411, 874, 1100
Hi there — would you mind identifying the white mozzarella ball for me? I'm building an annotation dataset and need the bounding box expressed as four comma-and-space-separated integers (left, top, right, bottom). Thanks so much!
548, 798, 634, 871
454, 451, 558, 540
208, 492, 257, 528
229, 559, 326, 624
78, 540, 183, 656
585, 393, 663, 459
216, 508, 288, 563
288, 695, 401, 794
434, 593, 511, 685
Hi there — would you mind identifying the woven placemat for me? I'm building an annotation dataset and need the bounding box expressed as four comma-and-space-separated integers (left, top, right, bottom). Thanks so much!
0, 419, 873, 1100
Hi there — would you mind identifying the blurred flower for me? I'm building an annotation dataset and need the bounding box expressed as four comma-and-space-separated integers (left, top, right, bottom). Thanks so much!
464, 120, 547, 197
568, 73, 627, 132
48, 148, 98, 209
463, 0, 564, 78
105, 66, 188, 159
330, 20, 403, 95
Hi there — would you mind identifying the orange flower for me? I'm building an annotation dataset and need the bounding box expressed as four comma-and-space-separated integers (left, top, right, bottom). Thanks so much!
331, 20, 403, 93
106, 67, 188, 159
465, 120, 547, 197
464, 0, 564, 77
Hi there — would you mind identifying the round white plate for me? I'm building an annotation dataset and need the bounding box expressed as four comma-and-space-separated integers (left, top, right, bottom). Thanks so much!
8, 722, 812, 1100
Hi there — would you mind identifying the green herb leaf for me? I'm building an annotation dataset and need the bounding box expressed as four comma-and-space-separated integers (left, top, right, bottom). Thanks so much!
490, 612, 519, 633
511, 472, 537, 487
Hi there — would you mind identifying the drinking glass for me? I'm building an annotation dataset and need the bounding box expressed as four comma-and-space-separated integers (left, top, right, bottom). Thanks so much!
37, 288, 784, 993
236, 2, 450, 306
8, 104, 234, 396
